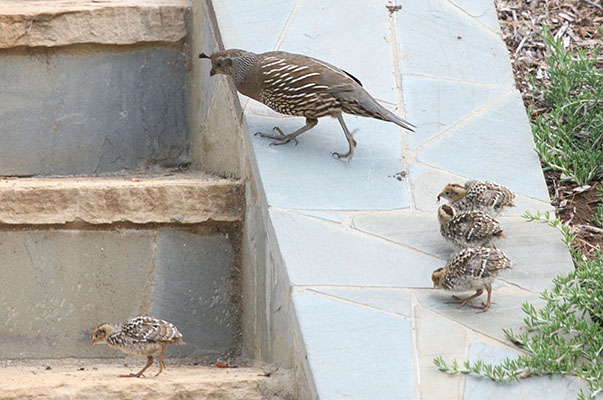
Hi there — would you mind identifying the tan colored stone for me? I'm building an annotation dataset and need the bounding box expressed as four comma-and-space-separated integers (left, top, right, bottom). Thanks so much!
0, 362, 280, 400
0, 173, 244, 224
0, 1, 190, 48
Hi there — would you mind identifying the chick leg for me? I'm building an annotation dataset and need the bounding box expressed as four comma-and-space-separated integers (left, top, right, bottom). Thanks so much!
445, 289, 484, 309
471, 284, 494, 313
155, 343, 170, 377
120, 356, 153, 378
255, 118, 318, 146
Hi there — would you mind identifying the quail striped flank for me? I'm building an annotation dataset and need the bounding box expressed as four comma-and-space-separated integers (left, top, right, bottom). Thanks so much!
92, 316, 185, 378
199, 49, 415, 160
432, 247, 512, 312
437, 180, 515, 216
438, 204, 504, 248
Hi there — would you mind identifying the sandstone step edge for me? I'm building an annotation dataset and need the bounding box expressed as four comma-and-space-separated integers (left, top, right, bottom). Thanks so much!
0, 361, 284, 400
0, 0, 191, 48
0, 174, 244, 225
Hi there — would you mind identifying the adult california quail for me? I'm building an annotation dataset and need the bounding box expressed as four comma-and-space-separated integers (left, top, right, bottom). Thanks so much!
92, 316, 185, 378
437, 204, 504, 248
431, 247, 512, 312
199, 49, 415, 160
437, 180, 516, 216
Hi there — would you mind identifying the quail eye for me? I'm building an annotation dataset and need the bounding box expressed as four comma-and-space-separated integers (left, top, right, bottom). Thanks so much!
216, 59, 224, 67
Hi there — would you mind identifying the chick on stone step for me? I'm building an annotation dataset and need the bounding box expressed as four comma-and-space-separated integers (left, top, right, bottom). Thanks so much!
92, 316, 185, 378
199, 49, 415, 160
437, 180, 515, 216
438, 204, 504, 248
431, 247, 512, 312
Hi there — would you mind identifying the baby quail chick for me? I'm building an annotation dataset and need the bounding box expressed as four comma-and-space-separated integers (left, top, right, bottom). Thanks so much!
92, 316, 185, 378
431, 247, 512, 312
438, 204, 504, 248
437, 180, 515, 215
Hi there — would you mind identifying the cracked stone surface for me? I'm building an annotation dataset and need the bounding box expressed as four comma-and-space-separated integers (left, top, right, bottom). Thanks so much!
209, 0, 577, 398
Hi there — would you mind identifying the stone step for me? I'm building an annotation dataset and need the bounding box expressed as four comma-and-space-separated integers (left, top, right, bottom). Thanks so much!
1, 1, 193, 176
0, 173, 244, 225
0, 0, 190, 48
0, 361, 289, 399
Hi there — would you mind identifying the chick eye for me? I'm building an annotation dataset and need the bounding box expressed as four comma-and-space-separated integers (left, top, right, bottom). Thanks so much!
216, 59, 223, 67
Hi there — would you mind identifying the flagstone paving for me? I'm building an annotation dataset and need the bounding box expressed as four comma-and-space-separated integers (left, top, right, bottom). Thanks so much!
209, 0, 578, 398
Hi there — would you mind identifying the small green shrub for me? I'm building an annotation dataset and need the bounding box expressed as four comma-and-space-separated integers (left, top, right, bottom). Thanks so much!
530, 26, 602, 185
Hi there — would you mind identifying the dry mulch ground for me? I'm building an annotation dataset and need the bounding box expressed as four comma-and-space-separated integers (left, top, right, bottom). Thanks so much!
494, 0, 603, 259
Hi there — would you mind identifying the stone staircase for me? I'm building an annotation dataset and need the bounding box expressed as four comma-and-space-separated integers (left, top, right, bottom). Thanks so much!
0, 1, 293, 398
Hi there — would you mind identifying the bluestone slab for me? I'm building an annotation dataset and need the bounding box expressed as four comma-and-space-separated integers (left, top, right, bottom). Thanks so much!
278, 0, 397, 103
417, 285, 546, 343
497, 219, 575, 293
403, 75, 511, 150
353, 213, 451, 259
308, 287, 412, 317
246, 114, 409, 210
447, 0, 502, 34
211, 0, 296, 53
150, 229, 238, 357
0, 230, 154, 358
293, 291, 415, 399
418, 92, 550, 201
0, 48, 189, 175
270, 209, 437, 287
397, 0, 514, 85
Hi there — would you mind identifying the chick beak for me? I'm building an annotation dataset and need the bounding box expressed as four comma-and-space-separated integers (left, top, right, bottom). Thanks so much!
436, 193, 442, 203
210, 69, 216, 76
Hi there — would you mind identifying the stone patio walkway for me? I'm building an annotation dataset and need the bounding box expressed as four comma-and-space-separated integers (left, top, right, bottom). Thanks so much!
209, 0, 581, 398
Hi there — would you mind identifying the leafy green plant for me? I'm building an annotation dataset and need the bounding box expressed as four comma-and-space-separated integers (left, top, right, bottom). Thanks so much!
530, 26, 603, 185
434, 212, 603, 399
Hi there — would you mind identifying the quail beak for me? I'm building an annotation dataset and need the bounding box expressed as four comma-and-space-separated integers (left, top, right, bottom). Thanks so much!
210, 69, 216, 76
436, 193, 442, 203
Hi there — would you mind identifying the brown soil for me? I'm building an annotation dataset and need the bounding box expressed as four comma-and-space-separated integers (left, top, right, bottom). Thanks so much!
494, 0, 602, 108
545, 170, 603, 258
494, 0, 603, 260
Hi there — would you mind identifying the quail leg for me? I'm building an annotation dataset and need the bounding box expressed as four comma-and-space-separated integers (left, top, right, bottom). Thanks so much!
255, 118, 318, 146
154, 343, 169, 377
332, 113, 357, 160
470, 284, 494, 313
120, 356, 154, 378
445, 289, 484, 309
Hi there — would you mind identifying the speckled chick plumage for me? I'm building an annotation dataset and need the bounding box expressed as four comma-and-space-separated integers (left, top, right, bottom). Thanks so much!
438, 204, 504, 248
92, 316, 184, 378
199, 49, 414, 160
437, 180, 515, 216
432, 247, 512, 312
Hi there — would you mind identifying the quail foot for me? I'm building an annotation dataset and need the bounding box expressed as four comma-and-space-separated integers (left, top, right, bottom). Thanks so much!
432, 247, 512, 312
199, 49, 415, 160
437, 180, 516, 216
92, 316, 185, 378
438, 204, 505, 248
